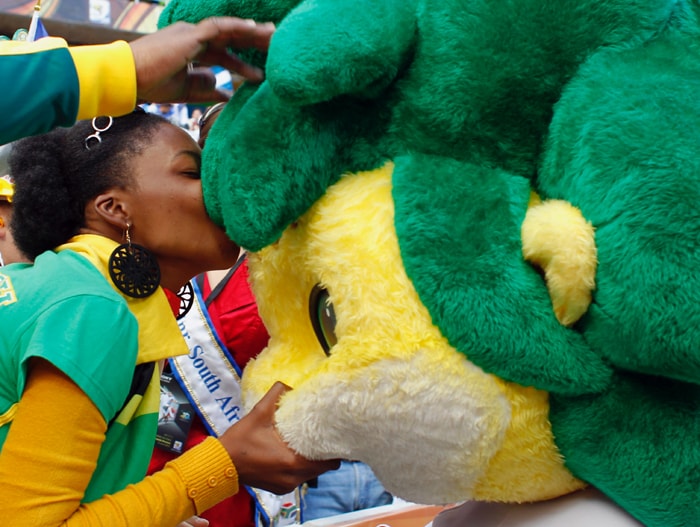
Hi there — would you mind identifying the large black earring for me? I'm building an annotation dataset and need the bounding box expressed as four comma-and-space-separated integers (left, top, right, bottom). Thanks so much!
108, 223, 161, 298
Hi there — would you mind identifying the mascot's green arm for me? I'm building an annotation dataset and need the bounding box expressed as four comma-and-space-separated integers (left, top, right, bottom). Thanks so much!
549, 372, 700, 527
393, 154, 612, 395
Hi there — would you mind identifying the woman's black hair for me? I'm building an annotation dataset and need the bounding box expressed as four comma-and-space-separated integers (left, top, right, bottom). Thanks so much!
9, 110, 169, 260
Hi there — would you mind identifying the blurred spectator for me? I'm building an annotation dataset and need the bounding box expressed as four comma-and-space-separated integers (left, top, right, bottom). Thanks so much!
187, 107, 204, 140
144, 102, 190, 128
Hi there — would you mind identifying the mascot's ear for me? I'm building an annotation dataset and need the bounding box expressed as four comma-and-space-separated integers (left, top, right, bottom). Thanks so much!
266, 0, 417, 105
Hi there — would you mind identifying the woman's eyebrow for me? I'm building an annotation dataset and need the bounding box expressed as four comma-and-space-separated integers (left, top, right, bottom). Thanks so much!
174, 149, 202, 165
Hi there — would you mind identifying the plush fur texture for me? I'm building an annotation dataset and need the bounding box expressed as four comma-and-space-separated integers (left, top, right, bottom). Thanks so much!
390, 154, 610, 395
540, 31, 700, 384
162, 1, 700, 525
162, 0, 696, 251
243, 166, 584, 504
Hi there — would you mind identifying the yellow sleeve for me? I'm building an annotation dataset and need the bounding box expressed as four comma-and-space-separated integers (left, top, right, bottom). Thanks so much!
0, 360, 238, 527
69, 41, 137, 120
0, 37, 137, 144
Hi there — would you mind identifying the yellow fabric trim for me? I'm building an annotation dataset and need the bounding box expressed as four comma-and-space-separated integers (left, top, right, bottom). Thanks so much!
0, 403, 17, 427
0, 36, 68, 55
170, 437, 239, 514
69, 41, 137, 121
55, 235, 188, 364
113, 362, 162, 424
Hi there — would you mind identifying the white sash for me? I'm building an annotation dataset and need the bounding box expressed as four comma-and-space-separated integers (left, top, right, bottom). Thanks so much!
171, 280, 244, 437
170, 278, 301, 527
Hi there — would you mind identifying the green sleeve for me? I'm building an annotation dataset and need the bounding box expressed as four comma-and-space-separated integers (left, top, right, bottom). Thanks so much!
0, 38, 80, 144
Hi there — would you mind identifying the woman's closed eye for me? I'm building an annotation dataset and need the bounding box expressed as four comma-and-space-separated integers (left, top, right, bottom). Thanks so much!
173, 150, 202, 179
182, 168, 201, 180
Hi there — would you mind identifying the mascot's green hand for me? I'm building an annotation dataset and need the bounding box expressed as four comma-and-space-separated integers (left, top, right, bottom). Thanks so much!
521, 197, 597, 327
392, 154, 612, 396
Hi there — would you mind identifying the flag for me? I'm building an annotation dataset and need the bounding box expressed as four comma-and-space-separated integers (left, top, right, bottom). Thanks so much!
27, 1, 48, 42
27, 17, 49, 42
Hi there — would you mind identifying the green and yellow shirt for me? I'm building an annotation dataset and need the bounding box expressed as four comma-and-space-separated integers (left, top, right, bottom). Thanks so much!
0, 234, 188, 500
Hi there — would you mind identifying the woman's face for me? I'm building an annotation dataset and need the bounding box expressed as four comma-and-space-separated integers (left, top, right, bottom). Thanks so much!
124, 122, 239, 288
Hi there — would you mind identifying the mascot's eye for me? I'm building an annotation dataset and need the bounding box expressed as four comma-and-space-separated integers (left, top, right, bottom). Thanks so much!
309, 284, 337, 356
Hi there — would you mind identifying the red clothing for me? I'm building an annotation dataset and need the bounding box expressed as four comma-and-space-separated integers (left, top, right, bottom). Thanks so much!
204, 261, 270, 367
152, 258, 269, 527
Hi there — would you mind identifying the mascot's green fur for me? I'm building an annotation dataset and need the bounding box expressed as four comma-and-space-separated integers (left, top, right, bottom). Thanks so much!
161, 1, 700, 526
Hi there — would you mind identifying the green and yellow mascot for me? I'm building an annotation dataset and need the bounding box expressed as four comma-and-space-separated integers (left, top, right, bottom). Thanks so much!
161, 1, 700, 526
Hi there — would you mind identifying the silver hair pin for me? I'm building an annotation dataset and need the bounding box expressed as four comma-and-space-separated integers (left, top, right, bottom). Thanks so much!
84, 116, 114, 150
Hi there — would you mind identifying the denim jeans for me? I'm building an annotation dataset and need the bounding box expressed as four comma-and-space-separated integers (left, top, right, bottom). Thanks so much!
301, 460, 393, 521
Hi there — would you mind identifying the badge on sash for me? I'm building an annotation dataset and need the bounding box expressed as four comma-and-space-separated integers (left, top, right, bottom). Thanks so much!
155, 372, 195, 454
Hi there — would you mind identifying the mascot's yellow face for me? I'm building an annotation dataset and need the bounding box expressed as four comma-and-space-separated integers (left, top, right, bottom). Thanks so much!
242, 164, 583, 504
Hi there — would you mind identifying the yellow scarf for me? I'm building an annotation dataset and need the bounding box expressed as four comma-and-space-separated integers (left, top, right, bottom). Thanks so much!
56, 234, 188, 365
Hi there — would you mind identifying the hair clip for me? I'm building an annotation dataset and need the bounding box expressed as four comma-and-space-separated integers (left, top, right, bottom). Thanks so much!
84, 116, 114, 150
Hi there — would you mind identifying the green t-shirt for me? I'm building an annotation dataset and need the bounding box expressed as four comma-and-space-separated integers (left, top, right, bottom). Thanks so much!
0, 247, 157, 502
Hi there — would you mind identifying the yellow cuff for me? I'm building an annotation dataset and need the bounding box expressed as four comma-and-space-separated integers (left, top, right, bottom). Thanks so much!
0, 36, 67, 54
69, 41, 137, 120
169, 436, 239, 514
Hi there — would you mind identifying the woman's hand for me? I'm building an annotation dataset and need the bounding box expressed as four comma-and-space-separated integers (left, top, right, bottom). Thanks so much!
219, 382, 340, 494
130, 17, 275, 104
